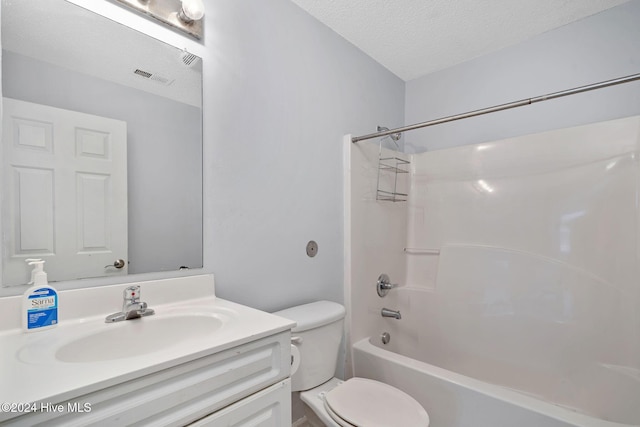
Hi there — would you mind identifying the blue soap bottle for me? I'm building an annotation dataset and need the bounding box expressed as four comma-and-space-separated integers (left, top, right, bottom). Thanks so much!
22, 260, 58, 332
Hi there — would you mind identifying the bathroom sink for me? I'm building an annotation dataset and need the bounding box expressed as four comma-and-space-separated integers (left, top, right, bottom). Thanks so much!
16, 313, 226, 365
55, 314, 224, 363
1, 276, 297, 424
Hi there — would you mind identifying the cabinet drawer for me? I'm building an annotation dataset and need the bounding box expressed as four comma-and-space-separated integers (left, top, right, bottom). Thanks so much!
190, 379, 291, 427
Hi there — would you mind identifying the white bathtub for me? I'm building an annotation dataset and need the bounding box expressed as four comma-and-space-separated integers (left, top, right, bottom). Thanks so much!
353, 336, 639, 427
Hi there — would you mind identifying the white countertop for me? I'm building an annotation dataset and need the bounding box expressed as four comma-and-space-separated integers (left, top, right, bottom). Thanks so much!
0, 275, 295, 422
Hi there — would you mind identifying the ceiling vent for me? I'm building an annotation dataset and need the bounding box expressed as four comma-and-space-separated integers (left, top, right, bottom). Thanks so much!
180, 50, 200, 68
133, 68, 175, 86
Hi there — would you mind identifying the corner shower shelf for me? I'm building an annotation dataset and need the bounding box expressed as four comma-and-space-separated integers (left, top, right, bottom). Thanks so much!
376, 156, 410, 202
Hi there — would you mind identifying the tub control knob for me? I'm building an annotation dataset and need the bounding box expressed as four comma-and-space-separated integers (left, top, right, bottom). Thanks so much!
377, 273, 399, 297
381, 332, 391, 345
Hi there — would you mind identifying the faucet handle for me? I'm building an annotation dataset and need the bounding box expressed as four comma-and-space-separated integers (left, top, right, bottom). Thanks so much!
377, 273, 399, 297
123, 285, 141, 302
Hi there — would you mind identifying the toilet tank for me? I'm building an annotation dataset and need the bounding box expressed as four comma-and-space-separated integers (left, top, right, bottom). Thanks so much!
273, 301, 345, 392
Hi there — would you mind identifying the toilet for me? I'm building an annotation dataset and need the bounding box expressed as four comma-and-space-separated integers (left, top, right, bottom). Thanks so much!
274, 301, 429, 427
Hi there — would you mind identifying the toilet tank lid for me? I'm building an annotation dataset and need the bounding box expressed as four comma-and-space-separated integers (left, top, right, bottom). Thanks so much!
273, 301, 345, 333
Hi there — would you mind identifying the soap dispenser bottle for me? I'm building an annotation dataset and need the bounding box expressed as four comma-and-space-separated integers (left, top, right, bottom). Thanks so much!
22, 260, 58, 332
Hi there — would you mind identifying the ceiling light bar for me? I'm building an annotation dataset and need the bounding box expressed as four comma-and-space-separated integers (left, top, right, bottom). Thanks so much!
115, 0, 204, 40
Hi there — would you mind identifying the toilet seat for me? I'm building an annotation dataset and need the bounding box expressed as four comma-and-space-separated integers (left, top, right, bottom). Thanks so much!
323, 378, 430, 427
323, 400, 356, 427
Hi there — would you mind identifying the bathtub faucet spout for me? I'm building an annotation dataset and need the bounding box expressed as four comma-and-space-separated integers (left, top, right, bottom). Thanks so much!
381, 308, 401, 320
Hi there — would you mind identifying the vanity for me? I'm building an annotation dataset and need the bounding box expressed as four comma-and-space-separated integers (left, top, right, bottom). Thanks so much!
0, 275, 295, 426
0, 2, 297, 424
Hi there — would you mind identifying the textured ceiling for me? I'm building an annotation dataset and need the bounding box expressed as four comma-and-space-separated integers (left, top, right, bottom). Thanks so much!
290, 0, 630, 81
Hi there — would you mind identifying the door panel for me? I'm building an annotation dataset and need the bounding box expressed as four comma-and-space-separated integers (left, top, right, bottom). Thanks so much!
2, 98, 128, 285
13, 167, 54, 254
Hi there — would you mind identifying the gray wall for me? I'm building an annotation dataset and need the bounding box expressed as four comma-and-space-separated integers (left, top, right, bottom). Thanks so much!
2, 50, 203, 275
404, 0, 640, 153
205, 0, 405, 311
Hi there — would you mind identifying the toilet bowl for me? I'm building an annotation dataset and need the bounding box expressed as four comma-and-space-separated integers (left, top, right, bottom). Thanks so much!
273, 301, 429, 427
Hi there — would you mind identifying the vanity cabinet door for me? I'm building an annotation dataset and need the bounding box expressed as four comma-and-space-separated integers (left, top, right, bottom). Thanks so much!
1, 332, 290, 426
189, 379, 291, 427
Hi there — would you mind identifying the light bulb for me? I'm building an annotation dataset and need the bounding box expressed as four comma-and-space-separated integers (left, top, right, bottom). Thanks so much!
179, 0, 205, 23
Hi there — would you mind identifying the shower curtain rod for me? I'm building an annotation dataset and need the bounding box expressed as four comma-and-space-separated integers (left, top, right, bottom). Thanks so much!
351, 73, 640, 143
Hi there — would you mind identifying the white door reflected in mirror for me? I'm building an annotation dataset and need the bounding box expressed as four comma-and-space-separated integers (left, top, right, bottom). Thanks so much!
2, 98, 128, 285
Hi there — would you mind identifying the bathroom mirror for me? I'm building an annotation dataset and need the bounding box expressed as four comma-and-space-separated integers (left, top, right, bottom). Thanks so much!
1, 0, 203, 286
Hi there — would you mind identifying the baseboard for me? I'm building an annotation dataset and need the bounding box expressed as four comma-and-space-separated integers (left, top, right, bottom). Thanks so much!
292, 415, 309, 427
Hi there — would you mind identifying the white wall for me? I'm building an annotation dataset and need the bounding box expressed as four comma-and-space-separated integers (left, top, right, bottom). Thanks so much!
404, 0, 640, 153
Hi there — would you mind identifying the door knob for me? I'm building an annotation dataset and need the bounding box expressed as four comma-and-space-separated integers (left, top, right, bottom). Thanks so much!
105, 259, 126, 269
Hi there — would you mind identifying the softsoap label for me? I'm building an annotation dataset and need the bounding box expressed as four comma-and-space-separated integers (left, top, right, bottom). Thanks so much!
27, 288, 58, 329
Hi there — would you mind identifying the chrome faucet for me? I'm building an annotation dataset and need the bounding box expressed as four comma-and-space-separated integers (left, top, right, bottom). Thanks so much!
381, 308, 401, 320
105, 285, 155, 323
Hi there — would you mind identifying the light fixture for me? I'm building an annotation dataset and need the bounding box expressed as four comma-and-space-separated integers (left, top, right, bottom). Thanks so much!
178, 0, 205, 24
115, 0, 205, 39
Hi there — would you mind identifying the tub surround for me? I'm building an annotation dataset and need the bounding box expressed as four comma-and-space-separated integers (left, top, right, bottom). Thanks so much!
343, 136, 409, 377
0, 275, 295, 424
345, 116, 640, 426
